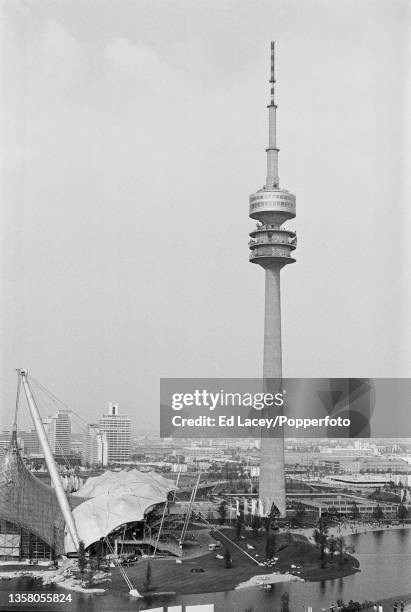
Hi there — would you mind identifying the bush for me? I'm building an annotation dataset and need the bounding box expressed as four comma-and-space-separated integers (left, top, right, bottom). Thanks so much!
78, 540, 87, 574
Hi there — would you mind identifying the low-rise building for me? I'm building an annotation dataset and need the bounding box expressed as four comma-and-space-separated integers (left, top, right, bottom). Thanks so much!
289, 492, 398, 520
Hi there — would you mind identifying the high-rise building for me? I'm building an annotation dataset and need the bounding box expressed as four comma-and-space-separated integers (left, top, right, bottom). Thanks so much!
99, 403, 131, 464
84, 424, 108, 467
249, 43, 296, 517
47, 410, 72, 457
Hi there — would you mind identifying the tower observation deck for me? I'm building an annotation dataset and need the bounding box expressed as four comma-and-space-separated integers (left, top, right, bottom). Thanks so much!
250, 42, 296, 518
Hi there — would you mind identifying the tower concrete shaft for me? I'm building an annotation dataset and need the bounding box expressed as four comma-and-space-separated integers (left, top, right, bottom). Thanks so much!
263, 267, 282, 379
249, 42, 297, 518
259, 265, 286, 517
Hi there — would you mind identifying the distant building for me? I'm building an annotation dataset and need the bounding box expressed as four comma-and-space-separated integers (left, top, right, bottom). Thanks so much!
171, 463, 188, 473
17, 430, 41, 456
183, 446, 224, 462
249, 466, 260, 478
0, 432, 10, 458
43, 410, 72, 457
289, 493, 398, 520
71, 439, 84, 459
99, 403, 131, 464
84, 425, 108, 467
326, 474, 408, 490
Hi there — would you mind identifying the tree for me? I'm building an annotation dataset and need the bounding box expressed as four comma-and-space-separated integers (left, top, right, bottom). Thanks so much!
280, 592, 290, 612
291, 502, 306, 528
224, 546, 233, 568
78, 540, 87, 574
328, 535, 337, 558
313, 517, 329, 568
95, 540, 103, 570
217, 502, 227, 525
372, 505, 384, 521
252, 514, 261, 536
264, 502, 280, 533
398, 504, 407, 522
335, 535, 355, 567
143, 561, 152, 589
325, 506, 339, 521
50, 540, 58, 568
350, 501, 360, 521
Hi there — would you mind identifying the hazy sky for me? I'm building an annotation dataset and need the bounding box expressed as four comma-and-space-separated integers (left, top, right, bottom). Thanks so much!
1, 0, 410, 435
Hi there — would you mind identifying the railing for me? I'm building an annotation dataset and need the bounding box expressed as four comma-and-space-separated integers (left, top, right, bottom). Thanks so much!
252, 224, 296, 233
249, 238, 296, 247
249, 252, 293, 260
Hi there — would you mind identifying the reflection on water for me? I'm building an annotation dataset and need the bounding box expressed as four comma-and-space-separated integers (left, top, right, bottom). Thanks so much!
1, 529, 410, 612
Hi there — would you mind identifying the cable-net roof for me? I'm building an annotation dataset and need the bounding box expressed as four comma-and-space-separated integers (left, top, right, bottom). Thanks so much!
65, 469, 176, 552
0, 432, 83, 555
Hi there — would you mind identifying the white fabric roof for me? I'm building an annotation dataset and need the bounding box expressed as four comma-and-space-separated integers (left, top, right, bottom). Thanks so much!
65, 469, 176, 552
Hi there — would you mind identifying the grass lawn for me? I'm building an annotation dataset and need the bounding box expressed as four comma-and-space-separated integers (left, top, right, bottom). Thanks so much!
210, 528, 359, 582
107, 554, 265, 595
103, 527, 359, 596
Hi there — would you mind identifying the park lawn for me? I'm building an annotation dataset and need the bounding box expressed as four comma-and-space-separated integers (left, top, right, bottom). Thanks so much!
210, 527, 359, 582
106, 552, 269, 595
105, 527, 359, 595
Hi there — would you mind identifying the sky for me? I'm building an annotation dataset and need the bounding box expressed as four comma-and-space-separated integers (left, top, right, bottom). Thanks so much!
0, 0, 410, 435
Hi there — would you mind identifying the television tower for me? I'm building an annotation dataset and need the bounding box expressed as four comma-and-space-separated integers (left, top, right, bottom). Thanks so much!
249, 42, 296, 517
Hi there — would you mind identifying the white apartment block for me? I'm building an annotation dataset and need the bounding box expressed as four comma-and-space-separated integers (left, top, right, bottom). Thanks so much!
99, 403, 131, 464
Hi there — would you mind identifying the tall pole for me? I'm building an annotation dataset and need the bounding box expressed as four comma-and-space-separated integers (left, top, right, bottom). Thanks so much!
179, 472, 201, 547
18, 369, 80, 551
249, 42, 297, 518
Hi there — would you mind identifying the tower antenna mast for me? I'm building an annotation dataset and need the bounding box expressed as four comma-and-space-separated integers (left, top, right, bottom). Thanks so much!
266, 40, 280, 190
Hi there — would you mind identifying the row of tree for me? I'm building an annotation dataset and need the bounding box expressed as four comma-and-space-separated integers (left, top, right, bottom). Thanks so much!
313, 518, 354, 568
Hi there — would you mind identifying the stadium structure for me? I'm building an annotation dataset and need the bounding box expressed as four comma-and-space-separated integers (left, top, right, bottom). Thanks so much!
0, 371, 183, 564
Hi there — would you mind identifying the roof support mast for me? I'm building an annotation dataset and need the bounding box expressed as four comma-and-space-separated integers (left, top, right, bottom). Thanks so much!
17, 369, 80, 551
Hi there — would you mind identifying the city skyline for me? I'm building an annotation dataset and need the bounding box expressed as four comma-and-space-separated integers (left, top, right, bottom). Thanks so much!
1, 0, 409, 435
